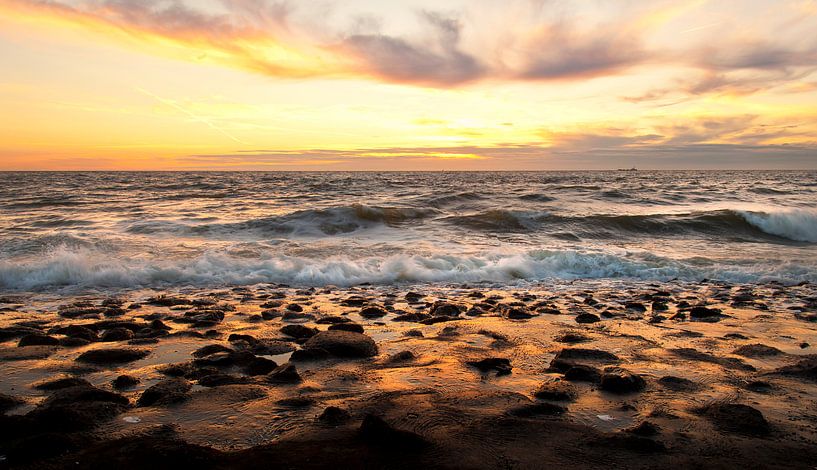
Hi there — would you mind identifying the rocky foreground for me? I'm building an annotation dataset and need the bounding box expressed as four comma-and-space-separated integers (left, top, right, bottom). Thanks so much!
1, 279, 817, 469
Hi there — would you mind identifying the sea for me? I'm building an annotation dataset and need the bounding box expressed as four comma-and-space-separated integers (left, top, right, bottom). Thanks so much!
1, 171, 815, 292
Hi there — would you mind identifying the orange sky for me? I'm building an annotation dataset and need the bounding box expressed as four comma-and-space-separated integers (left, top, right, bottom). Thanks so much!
0, 0, 816, 169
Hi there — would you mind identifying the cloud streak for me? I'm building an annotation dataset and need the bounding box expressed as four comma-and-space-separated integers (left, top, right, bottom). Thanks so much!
5, 0, 814, 93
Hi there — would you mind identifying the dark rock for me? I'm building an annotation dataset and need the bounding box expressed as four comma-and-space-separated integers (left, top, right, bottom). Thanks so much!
137, 378, 192, 406
533, 380, 576, 401
266, 364, 302, 384
548, 348, 620, 373
386, 350, 415, 363
404, 329, 424, 337
467, 357, 512, 376
499, 305, 536, 320
508, 402, 567, 417
318, 406, 351, 425
657, 375, 699, 391
731, 343, 784, 357
100, 327, 134, 342
625, 302, 647, 312
290, 348, 331, 362
359, 414, 430, 450
600, 367, 646, 394
34, 377, 92, 391
60, 337, 91, 347
198, 373, 248, 387
563, 364, 602, 382
112, 375, 140, 389
626, 421, 660, 436
281, 324, 319, 339
429, 302, 462, 317
285, 303, 303, 312
328, 323, 364, 333
192, 344, 233, 358
0, 393, 24, 413
315, 316, 351, 324
303, 330, 378, 358
575, 313, 601, 323
60, 325, 98, 341
697, 402, 770, 436
18, 333, 60, 347
774, 357, 817, 381
27, 385, 129, 431
392, 313, 427, 322
359, 306, 388, 318
690, 306, 722, 318
275, 397, 314, 407
555, 333, 589, 343
244, 356, 278, 376
76, 348, 150, 364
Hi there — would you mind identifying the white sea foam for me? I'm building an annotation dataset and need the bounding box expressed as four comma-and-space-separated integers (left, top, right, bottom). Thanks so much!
739, 208, 817, 243
1, 246, 813, 291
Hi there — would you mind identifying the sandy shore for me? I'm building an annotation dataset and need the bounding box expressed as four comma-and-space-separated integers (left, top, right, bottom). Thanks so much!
1, 279, 817, 469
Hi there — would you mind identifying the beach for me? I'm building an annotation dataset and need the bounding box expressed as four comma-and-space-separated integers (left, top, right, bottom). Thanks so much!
1, 278, 817, 468
1, 171, 816, 468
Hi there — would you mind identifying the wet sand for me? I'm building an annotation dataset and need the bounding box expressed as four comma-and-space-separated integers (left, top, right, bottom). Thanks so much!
1, 279, 817, 469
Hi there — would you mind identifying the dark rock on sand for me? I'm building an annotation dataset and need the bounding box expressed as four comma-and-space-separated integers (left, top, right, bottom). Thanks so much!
25, 385, 129, 432
467, 357, 512, 376
34, 376, 92, 391
548, 348, 619, 373
0, 345, 57, 361
60, 325, 99, 341
193, 344, 233, 358
429, 301, 462, 317
533, 380, 576, 401
508, 402, 567, 417
555, 332, 590, 343
328, 322, 365, 333
244, 356, 278, 376
404, 329, 424, 337
657, 375, 699, 391
563, 364, 602, 382
112, 374, 140, 389
303, 330, 378, 358
359, 306, 388, 318
499, 305, 536, 320
0, 393, 24, 413
290, 348, 331, 362
100, 327, 135, 342
626, 421, 660, 436
600, 367, 646, 393
318, 406, 351, 425
198, 373, 249, 387
575, 312, 601, 323
18, 333, 60, 347
76, 348, 150, 364
280, 324, 319, 339
359, 414, 430, 450
773, 357, 817, 381
689, 306, 722, 319
267, 364, 302, 384
137, 378, 192, 406
697, 402, 770, 436
732, 343, 784, 357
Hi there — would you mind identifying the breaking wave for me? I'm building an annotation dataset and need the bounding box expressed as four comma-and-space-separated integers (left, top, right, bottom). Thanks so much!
1, 246, 813, 290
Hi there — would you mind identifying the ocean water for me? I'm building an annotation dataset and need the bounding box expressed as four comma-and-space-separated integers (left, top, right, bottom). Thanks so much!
0, 171, 815, 292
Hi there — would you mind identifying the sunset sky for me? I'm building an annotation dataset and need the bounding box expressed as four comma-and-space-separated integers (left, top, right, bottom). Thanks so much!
1, 0, 816, 170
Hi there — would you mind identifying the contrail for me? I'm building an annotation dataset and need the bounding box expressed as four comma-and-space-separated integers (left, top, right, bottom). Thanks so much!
136, 87, 249, 145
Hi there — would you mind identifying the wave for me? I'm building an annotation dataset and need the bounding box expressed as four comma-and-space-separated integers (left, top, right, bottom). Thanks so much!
125, 204, 438, 237
443, 208, 816, 243
739, 209, 817, 243
1, 246, 813, 291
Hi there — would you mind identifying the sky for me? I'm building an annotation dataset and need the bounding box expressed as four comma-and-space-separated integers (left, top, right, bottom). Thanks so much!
0, 0, 816, 170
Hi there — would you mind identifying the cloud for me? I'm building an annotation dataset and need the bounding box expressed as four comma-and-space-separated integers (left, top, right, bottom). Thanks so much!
4, 0, 817, 95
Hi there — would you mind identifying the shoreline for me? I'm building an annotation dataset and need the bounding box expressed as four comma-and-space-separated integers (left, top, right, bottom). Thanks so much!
1, 279, 816, 468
